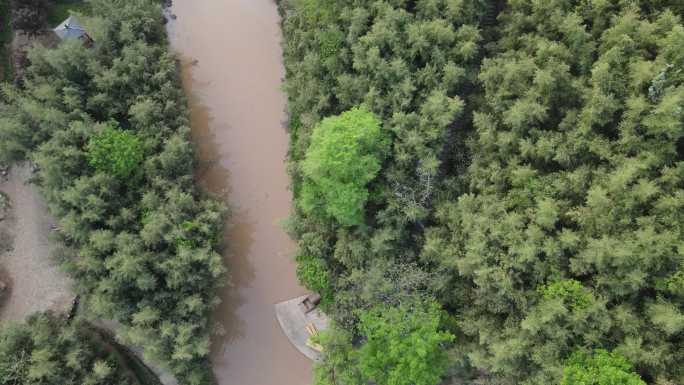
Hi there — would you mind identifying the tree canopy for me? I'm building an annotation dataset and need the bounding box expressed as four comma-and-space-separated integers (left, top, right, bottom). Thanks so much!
0, 313, 145, 385
10, 0, 48, 37
301, 106, 388, 226
0, 1, 225, 383
312, 299, 455, 385
280, 0, 684, 384
357, 300, 454, 385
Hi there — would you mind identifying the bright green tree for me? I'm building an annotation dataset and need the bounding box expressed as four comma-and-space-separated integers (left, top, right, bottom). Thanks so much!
312, 326, 362, 385
562, 349, 646, 385
296, 254, 331, 297
301, 107, 388, 226
357, 300, 454, 385
87, 125, 143, 179
0, 313, 143, 385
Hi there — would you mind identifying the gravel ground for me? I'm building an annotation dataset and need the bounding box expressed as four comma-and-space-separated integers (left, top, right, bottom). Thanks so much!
0, 164, 74, 323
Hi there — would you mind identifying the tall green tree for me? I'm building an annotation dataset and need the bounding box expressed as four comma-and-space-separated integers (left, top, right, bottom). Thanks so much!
301, 106, 388, 226
562, 349, 646, 385
280, 0, 684, 384
357, 300, 454, 385
87, 124, 143, 179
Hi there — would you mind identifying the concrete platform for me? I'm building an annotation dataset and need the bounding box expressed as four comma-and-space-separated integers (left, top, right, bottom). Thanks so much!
275, 295, 330, 361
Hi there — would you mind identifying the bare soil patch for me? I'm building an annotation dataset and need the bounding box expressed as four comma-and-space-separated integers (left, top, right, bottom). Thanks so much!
0, 164, 73, 323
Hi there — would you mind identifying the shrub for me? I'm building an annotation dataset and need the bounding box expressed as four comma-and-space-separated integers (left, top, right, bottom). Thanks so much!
562, 349, 646, 385
357, 300, 454, 385
296, 254, 330, 295
87, 125, 143, 179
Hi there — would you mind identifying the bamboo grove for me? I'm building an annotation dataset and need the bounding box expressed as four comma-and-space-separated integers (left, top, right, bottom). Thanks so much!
279, 1, 684, 384
0, 1, 225, 383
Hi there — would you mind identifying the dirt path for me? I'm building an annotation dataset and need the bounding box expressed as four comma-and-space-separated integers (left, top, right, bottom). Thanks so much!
0, 164, 73, 323
167, 1, 312, 384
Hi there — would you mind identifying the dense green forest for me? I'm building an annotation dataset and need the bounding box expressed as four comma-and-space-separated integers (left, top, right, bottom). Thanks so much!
1, 0, 683, 384
0, 312, 159, 385
0, 0, 11, 81
280, 0, 684, 384
0, 1, 225, 383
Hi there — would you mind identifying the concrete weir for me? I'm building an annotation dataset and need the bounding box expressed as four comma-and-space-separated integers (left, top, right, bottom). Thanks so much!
275, 296, 330, 361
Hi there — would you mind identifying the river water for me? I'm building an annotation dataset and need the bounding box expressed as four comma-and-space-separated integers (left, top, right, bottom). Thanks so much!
166, 1, 312, 384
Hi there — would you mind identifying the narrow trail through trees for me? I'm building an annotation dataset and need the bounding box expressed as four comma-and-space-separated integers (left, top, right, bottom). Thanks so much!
167, 1, 312, 384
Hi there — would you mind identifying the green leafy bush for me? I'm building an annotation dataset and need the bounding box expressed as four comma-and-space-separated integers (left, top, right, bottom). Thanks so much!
312, 300, 454, 385
301, 107, 388, 226
311, 325, 362, 385
296, 254, 330, 295
357, 300, 454, 385
562, 350, 646, 385
540, 280, 593, 310
87, 125, 143, 179
0, 1, 225, 383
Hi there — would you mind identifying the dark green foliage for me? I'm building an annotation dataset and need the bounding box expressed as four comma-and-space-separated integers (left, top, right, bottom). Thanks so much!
47, 0, 91, 26
0, 0, 12, 81
280, 0, 684, 384
87, 125, 143, 178
10, 0, 49, 37
312, 325, 362, 385
0, 313, 146, 385
562, 349, 646, 385
0, 1, 225, 383
296, 254, 331, 297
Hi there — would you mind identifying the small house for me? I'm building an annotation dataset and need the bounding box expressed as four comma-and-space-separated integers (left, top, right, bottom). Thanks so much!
53, 16, 93, 46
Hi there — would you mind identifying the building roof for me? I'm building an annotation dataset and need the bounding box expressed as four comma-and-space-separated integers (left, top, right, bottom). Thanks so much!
53, 16, 87, 40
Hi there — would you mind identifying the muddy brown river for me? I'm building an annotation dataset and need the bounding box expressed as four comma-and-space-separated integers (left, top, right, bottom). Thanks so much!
167, 1, 312, 384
